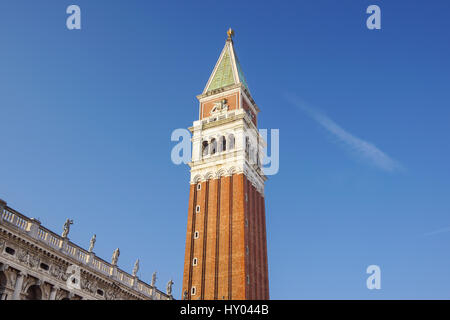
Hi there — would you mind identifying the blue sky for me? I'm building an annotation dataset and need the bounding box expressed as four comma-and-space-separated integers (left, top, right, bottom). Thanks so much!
1, 0, 449, 299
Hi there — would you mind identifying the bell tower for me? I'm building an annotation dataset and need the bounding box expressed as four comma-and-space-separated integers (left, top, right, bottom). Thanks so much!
182, 29, 269, 300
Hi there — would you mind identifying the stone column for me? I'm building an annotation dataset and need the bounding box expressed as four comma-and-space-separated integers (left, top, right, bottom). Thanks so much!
131, 276, 138, 290
27, 218, 41, 239
0, 199, 6, 222
49, 285, 59, 300
111, 266, 118, 279
12, 272, 25, 300
58, 237, 69, 252
0, 265, 6, 300
87, 252, 95, 265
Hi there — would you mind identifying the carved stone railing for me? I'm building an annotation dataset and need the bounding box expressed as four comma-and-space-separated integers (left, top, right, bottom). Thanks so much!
1, 207, 29, 231
0, 205, 171, 300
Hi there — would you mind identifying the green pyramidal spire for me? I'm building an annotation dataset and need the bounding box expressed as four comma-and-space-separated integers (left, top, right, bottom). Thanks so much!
203, 30, 250, 94
207, 49, 234, 92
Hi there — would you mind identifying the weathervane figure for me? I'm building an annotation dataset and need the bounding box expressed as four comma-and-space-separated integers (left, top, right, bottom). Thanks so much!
227, 28, 234, 40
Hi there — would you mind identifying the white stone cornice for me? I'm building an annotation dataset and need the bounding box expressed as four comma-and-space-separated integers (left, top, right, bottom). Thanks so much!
189, 158, 265, 195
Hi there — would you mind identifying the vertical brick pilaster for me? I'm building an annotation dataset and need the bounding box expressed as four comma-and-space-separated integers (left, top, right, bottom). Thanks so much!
244, 176, 250, 299
205, 178, 218, 299
261, 194, 269, 299
231, 173, 246, 299
200, 180, 210, 299
257, 191, 265, 299
214, 177, 221, 299
218, 176, 230, 300
257, 189, 262, 299
254, 189, 261, 299
228, 174, 233, 299
182, 184, 197, 299
250, 183, 257, 300
191, 180, 207, 298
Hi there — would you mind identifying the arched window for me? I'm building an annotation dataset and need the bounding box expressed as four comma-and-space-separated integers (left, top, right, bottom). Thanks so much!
210, 138, 217, 155
220, 136, 226, 152
228, 134, 235, 150
25, 285, 42, 300
202, 141, 209, 157
245, 137, 250, 158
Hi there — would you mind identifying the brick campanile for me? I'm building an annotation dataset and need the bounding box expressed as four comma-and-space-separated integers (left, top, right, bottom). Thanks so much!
182, 29, 269, 300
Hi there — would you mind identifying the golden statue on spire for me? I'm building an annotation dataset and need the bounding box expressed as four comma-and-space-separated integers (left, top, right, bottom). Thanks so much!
227, 28, 235, 40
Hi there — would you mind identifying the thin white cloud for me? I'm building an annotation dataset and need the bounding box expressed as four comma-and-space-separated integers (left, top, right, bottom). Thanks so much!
284, 94, 404, 173
424, 226, 450, 237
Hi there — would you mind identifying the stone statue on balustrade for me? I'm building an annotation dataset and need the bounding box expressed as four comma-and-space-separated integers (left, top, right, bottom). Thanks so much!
111, 248, 120, 266
89, 234, 96, 252
132, 259, 139, 277
61, 219, 73, 238
167, 279, 174, 296
151, 271, 157, 287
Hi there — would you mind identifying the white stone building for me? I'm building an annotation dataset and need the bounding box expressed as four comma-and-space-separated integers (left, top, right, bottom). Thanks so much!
0, 198, 173, 300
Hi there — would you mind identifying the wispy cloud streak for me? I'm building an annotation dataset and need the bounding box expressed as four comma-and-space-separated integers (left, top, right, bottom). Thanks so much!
424, 226, 450, 237
284, 94, 404, 173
